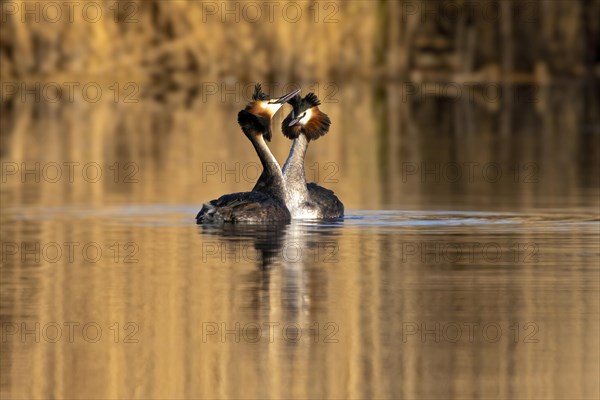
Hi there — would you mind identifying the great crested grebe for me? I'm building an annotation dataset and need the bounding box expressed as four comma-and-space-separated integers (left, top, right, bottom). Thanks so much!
281, 93, 344, 219
196, 84, 300, 224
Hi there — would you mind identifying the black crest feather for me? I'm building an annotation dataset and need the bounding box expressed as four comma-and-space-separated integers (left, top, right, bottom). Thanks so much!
252, 83, 269, 101
287, 93, 302, 109
303, 92, 321, 108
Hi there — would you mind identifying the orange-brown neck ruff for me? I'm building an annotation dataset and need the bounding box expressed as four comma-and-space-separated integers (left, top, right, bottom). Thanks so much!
246, 103, 273, 121
282, 107, 331, 141
303, 107, 331, 141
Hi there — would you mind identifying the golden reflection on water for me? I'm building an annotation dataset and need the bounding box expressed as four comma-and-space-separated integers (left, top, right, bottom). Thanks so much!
1, 83, 598, 210
1, 85, 599, 399
1, 209, 599, 399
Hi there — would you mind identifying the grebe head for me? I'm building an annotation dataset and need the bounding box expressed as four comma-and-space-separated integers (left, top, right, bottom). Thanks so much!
238, 84, 301, 141
282, 92, 331, 141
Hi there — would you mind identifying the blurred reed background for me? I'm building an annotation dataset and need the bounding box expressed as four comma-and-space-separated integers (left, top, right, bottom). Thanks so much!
1, 1, 599, 82
1, 0, 598, 210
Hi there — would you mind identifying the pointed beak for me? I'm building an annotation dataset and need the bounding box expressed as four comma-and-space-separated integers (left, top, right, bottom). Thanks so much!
288, 116, 302, 127
272, 88, 301, 104
287, 110, 302, 126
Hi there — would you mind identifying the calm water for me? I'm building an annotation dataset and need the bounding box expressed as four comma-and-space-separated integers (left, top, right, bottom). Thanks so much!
1, 206, 598, 399
1, 84, 599, 399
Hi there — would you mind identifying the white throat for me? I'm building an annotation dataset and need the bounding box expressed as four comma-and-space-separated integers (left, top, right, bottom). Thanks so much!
299, 108, 312, 125
260, 101, 283, 117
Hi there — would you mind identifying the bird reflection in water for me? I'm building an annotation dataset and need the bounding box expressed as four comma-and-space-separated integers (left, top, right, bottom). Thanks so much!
197, 222, 342, 324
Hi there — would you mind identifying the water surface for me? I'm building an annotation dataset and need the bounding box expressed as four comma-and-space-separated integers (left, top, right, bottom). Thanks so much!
1, 205, 598, 399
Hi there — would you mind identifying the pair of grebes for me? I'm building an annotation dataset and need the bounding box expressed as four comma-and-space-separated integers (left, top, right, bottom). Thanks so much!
196, 84, 343, 224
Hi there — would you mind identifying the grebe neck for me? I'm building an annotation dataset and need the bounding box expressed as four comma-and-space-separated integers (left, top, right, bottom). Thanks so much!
282, 134, 311, 210
249, 134, 287, 201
